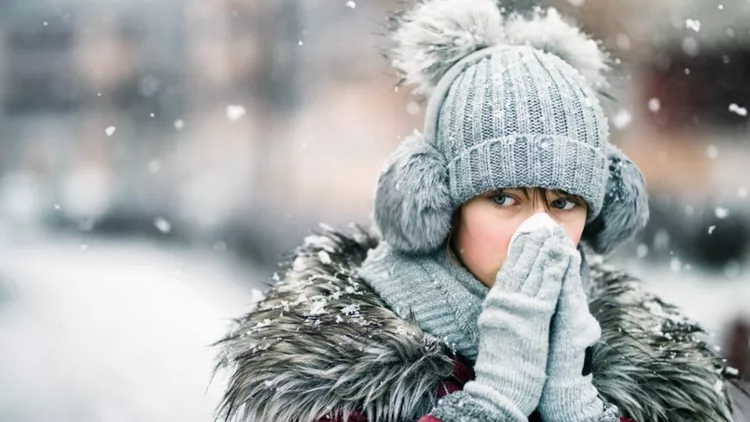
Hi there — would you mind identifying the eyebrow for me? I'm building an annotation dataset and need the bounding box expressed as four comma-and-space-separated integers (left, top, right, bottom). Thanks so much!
490, 188, 578, 201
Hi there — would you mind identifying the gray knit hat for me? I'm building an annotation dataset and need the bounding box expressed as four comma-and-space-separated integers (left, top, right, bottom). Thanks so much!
374, 0, 649, 255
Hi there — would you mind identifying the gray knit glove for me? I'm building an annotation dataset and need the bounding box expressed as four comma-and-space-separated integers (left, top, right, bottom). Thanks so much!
538, 243, 620, 422
433, 225, 570, 422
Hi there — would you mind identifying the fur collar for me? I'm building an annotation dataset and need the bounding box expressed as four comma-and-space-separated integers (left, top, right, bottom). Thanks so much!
214, 227, 738, 422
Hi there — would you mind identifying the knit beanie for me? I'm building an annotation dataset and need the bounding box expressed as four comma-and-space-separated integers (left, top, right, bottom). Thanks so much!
374, 0, 649, 255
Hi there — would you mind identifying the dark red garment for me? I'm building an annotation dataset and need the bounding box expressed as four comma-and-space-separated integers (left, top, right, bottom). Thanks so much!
322, 358, 635, 422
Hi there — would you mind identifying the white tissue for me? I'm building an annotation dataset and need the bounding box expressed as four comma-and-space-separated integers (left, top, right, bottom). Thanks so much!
508, 213, 557, 257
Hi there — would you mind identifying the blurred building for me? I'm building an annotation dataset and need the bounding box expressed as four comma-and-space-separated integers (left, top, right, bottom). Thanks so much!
0, 0, 418, 262
0, 0, 749, 271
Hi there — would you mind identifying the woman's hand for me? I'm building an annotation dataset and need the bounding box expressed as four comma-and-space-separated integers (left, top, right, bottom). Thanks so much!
457, 224, 572, 419
538, 242, 620, 422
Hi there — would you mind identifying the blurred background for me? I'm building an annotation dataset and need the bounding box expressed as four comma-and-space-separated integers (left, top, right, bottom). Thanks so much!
0, 0, 749, 420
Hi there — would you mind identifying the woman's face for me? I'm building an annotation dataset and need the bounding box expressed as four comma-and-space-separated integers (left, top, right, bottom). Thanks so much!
452, 188, 588, 288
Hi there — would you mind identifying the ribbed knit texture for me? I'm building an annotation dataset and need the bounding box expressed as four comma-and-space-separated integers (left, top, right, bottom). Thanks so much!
424, 45, 610, 219
360, 228, 574, 421
539, 250, 620, 422
450, 228, 568, 420
358, 241, 488, 361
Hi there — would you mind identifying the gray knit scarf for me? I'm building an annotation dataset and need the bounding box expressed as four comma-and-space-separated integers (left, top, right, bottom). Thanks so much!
358, 242, 488, 361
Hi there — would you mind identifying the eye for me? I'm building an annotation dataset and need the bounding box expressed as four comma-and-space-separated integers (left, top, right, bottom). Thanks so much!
491, 193, 518, 207
551, 197, 576, 211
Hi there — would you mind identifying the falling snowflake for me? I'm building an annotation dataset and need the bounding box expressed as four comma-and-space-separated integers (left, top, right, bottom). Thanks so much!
636, 244, 649, 258
708, 225, 716, 235
174, 119, 185, 130
613, 109, 632, 129
654, 228, 671, 251
670, 257, 681, 273
54, 204, 61, 210
714, 207, 730, 219
567, 0, 585, 6
406, 102, 421, 116
706, 145, 718, 159
685, 19, 701, 32
148, 160, 161, 174
154, 217, 172, 233
729, 103, 747, 117
682, 37, 699, 56
226, 105, 246, 121
298, 40, 304, 46
648, 98, 661, 113
346, 0, 356, 8
105, 126, 116, 136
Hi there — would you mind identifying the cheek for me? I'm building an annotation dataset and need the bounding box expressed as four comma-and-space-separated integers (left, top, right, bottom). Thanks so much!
555, 209, 588, 246
455, 208, 517, 284
564, 222, 585, 245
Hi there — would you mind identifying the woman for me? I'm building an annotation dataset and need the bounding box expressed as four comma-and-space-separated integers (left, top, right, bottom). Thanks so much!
214, 1, 740, 421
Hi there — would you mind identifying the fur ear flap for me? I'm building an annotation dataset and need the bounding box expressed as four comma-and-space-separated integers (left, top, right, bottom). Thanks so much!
373, 132, 453, 255
582, 144, 649, 255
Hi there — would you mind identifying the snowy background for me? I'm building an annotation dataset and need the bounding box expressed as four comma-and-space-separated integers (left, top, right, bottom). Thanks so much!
0, 0, 749, 420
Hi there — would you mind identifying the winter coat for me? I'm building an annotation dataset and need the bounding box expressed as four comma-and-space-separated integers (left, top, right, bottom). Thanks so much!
214, 227, 739, 422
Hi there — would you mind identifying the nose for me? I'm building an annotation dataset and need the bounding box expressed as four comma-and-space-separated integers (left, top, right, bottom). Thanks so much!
527, 203, 564, 225
532, 202, 548, 214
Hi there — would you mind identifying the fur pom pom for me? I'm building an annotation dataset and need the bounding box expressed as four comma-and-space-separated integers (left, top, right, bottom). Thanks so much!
373, 132, 453, 254
583, 145, 650, 254
504, 8, 610, 88
387, 0, 504, 98
387, 2, 610, 97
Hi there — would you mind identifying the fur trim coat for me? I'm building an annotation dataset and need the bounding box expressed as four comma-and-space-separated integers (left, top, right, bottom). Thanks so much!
214, 227, 740, 422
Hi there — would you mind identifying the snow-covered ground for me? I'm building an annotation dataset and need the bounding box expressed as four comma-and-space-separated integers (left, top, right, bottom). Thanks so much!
626, 260, 750, 337
0, 233, 748, 422
0, 235, 262, 422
